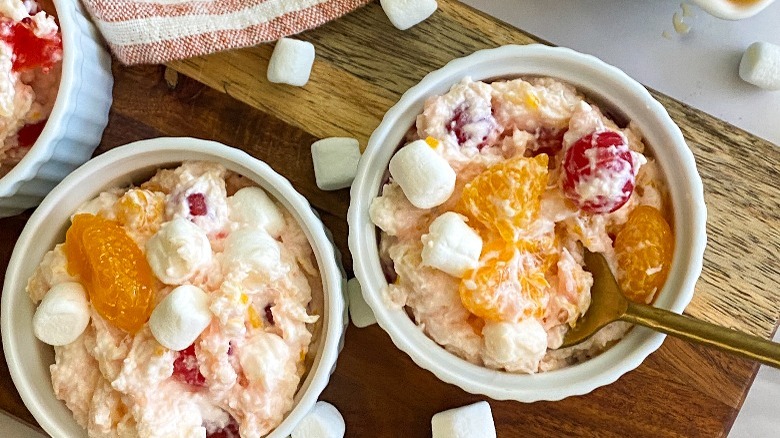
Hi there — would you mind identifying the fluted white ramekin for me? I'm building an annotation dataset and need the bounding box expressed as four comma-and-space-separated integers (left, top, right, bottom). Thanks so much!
2, 138, 347, 437
348, 44, 707, 402
0, 0, 113, 217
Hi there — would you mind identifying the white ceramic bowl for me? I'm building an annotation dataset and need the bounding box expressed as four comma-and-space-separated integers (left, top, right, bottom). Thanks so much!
348, 44, 707, 402
1, 138, 347, 437
0, 0, 113, 217
691, 0, 775, 20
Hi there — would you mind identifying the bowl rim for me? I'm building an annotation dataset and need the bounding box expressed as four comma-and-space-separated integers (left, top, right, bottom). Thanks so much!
1, 137, 346, 436
690, 0, 775, 20
347, 44, 707, 402
0, 0, 82, 195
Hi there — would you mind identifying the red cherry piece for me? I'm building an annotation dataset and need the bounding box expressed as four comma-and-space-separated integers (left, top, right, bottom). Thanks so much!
381, 256, 397, 284
16, 120, 46, 148
448, 107, 470, 145
446, 106, 491, 149
207, 415, 240, 438
172, 344, 206, 387
0, 18, 62, 72
186, 193, 208, 216
562, 130, 635, 214
534, 127, 567, 158
264, 304, 274, 325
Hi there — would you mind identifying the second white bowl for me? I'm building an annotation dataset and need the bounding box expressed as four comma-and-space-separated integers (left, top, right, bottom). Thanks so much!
348, 44, 707, 402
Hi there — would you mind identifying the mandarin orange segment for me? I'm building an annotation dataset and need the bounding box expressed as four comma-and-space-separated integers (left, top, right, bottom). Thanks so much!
456, 154, 549, 242
116, 188, 165, 232
247, 306, 263, 329
537, 236, 561, 275
459, 241, 549, 322
65, 214, 155, 333
614, 205, 674, 303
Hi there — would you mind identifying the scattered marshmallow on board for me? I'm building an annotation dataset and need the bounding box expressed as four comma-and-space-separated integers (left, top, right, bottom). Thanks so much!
267, 38, 316, 87
431, 401, 497, 438
739, 42, 780, 91
347, 278, 377, 328
311, 137, 362, 191
32, 282, 91, 346
291, 401, 346, 438
380, 0, 438, 30
388, 139, 456, 209
268, 2, 438, 86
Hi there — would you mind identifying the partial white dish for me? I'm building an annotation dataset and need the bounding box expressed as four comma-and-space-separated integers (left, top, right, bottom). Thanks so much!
0, 0, 113, 218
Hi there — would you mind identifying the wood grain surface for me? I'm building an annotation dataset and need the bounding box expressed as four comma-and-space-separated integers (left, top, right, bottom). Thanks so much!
0, 1, 778, 437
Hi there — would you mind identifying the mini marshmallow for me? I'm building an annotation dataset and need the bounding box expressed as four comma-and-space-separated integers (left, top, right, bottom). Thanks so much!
311, 137, 362, 191
388, 139, 455, 209
239, 332, 290, 390
291, 401, 346, 438
222, 228, 285, 281
431, 401, 496, 438
146, 217, 212, 285
267, 38, 316, 87
421, 212, 482, 277
228, 187, 285, 237
380, 0, 438, 30
482, 319, 548, 374
739, 42, 780, 91
149, 285, 212, 351
32, 282, 90, 346
347, 278, 376, 328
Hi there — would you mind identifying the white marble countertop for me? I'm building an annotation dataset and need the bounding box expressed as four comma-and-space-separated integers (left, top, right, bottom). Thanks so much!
463, 0, 780, 147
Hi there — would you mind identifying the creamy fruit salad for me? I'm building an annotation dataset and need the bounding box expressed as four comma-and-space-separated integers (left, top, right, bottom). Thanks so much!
370, 77, 674, 373
28, 162, 322, 437
0, 0, 62, 177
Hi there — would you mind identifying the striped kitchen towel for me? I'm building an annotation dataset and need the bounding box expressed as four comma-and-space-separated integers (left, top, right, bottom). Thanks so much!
81, 0, 371, 65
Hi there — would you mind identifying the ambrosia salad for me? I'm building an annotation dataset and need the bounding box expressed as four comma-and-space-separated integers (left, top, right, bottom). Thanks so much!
370, 77, 674, 373
28, 162, 321, 437
0, 0, 62, 176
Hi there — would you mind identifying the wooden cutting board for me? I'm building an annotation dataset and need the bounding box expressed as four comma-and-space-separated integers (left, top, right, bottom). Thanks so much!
0, 1, 778, 437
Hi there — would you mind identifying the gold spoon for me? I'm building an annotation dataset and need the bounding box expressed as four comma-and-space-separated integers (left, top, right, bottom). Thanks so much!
561, 249, 780, 368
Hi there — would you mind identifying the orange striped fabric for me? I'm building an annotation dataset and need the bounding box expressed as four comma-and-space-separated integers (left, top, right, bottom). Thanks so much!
81, 0, 371, 65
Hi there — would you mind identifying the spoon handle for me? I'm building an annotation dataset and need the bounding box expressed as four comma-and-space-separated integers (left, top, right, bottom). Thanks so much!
622, 301, 780, 368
